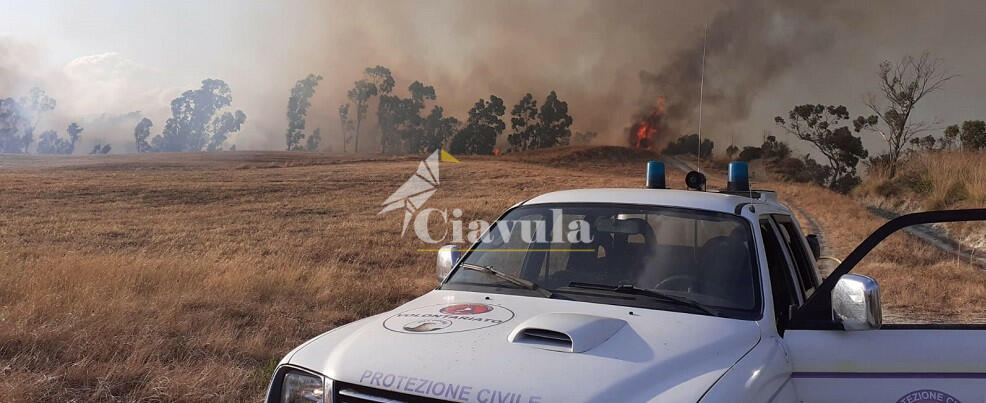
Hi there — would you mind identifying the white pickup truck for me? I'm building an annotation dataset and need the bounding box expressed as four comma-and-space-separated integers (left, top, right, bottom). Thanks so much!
266, 162, 986, 403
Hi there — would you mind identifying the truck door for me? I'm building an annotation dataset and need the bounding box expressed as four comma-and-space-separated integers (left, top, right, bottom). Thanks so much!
780, 209, 986, 402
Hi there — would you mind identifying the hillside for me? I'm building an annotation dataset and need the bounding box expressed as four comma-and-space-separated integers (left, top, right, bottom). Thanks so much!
1, 148, 984, 401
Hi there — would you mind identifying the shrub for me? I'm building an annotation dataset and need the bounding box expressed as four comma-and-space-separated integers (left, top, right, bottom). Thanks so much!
897, 169, 933, 195
875, 180, 903, 198
738, 146, 762, 162
663, 134, 713, 158
772, 155, 830, 187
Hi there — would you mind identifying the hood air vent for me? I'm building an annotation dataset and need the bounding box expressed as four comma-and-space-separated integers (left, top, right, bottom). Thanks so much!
508, 312, 627, 353
515, 328, 573, 350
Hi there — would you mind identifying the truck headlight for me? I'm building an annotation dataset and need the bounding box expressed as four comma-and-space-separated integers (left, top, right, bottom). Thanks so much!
280, 369, 330, 403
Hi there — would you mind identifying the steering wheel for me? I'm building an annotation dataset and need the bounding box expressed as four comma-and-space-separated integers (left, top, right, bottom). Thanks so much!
655, 274, 701, 293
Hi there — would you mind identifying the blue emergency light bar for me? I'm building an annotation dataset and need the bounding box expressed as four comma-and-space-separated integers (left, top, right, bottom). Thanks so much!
645, 161, 666, 189
727, 161, 750, 191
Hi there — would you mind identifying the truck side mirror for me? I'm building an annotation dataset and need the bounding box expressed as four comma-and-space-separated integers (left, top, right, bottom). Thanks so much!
436, 245, 461, 281
832, 274, 882, 331
806, 234, 821, 259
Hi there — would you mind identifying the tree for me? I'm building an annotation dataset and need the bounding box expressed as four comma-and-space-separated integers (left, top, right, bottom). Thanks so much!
340, 66, 394, 153
908, 134, 938, 151
392, 81, 440, 153
376, 92, 401, 153
775, 104, 870, 193
378, 81, 435, 154
66, 123, 83, 148
506, 91, 573, 151
0, 97, 30, 153
534, 91, 573, 148
738, 146, 763, 162
207, 110, 246, 152
760, 135, 791, 161
733, 137, 793, 163
365, 65, 395, 94
957, 120, 986, 150
773, 155, 830, 187
507, 93, 538, 151
306, 128, 321, 151
21, 87, 56, 153
859, 52, 954, 177
36, 130, 60, 154
134, 118, 153, 152
663, 134, 713, 159
449, 95, 505, 155
345, 80, 377, 153
285, 74, 323, 151
338, 104, 354, 152
0, 88, 56, 154
419, 106, 459, 153
36, 123, 81, 155
149, 79, 246, 152
942, 124, 960, 151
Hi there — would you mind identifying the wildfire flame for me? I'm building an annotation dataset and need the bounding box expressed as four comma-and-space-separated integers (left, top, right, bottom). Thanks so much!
629, 97, 666, 149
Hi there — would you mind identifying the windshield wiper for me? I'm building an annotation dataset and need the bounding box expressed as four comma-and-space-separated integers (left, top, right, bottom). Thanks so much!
565, 282, 717, 316
458, 263, 554, 298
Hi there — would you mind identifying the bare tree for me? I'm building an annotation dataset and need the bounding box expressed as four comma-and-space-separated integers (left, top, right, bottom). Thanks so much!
859, 52, 955, 177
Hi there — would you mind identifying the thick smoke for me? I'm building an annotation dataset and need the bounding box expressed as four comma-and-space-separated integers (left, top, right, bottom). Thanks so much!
0, 39, 41, 96
2, 1, 984, 154
633, 1, 851, 148
0, 38, 178, 153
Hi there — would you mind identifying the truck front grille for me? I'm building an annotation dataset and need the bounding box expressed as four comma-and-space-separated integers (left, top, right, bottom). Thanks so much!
334, 382, 453, 403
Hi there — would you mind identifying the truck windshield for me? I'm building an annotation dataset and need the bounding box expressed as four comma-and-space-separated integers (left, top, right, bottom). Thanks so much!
442, 203, 760, 319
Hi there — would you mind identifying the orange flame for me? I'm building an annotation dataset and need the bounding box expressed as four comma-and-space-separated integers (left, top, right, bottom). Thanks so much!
629, 97, 666, 149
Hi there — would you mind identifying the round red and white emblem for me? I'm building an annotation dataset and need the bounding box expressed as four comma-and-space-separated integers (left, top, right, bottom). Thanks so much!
383, 303, 513, 334
439, 303, 493, 315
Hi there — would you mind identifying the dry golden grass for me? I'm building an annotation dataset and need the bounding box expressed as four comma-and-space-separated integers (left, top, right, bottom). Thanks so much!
0, 147, 984, 401
854, 150, 986, 251
857, 151, 986, 210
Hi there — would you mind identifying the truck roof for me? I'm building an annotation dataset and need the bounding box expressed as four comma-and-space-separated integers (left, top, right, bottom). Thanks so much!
522, 188, 790, 215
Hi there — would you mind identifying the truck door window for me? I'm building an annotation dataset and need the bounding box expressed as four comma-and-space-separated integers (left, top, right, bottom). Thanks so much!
759, 218, 801, 330
771, 215, 819, 297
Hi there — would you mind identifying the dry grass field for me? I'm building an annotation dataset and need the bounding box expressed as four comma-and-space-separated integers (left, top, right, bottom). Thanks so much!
1, 147, 984, 402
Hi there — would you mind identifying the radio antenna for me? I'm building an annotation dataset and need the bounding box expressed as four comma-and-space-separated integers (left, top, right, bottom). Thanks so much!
697, 21, 709, 174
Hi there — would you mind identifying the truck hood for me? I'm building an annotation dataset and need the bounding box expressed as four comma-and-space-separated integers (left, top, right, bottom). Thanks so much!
287, 290, 761, 402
